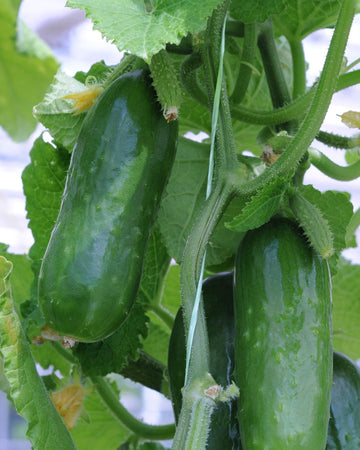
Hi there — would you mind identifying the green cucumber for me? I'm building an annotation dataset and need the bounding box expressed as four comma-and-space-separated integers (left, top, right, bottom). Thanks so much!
38, 70, 178, 343
168, 272, 241, 449
234, 219, 332, 449
327, 351, 360, 449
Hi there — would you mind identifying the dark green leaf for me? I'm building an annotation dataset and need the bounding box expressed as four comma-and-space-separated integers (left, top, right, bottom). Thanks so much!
73, 303, 148, 377
230, 0, 286, 24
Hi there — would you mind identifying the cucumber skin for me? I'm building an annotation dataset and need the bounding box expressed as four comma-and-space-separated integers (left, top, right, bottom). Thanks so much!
327, 351, 360, 449
38, 70, 178, 342
168, 273, 242, 449
234, 219, 332, 450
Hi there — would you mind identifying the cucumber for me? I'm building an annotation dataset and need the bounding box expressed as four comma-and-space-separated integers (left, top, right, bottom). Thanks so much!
168, 272, 241, 449
38, 70, 178, 342
327, 351, 360, 449
234, 219, 332, 449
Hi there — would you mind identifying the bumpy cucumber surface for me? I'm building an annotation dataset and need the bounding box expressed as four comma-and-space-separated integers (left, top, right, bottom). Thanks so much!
327, 351, 360, 449
168, 273, 241, 449
38, 70, 178, 342
234, 219, 332, 449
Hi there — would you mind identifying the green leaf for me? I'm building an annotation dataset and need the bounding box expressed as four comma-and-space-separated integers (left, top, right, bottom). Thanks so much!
73, 303, 149, 377
273, 0, 342, 41
332, 263, 360, 360
230, 0, 286, 24
22, 135, 70, 263
138, 229, 171, 307
66, 0, 223, 62
71, 384, 131, 450
0, 1, 59, 141
34, 62, 115, 152
299, 185, 354, 271
157, 137, 209, 263
142, 321, 170, 366
0, 255, 76, 448
161, 264, 181, 316
225, 177, 287, 232
0, 245, 33, 310
33, 71, 87, 152
157, 137, 246, 267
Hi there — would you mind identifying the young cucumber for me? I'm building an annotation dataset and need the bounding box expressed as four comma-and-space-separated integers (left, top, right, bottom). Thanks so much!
38, 70, 178, 342
234, 219, 332, 449
168, 273, 241, 449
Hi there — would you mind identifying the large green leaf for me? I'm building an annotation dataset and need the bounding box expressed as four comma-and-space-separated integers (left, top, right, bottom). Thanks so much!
273, 0, 342, 41
230, 0, 286, 23
332, 262, 360, 360
22, 135, 70, 263
0, 2, 59, 141
0, 255, 76, 448
66, 0, 223, 61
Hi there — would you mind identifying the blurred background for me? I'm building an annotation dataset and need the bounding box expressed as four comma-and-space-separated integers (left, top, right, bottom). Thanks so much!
0, 1, 359, 448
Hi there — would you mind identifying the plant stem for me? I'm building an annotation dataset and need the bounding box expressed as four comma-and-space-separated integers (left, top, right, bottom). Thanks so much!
309, 148, 360, 181
290, 40, 306, 98
316, 130, 359, 149
148, 303, 174, 330
230, 23, 257, 104
233, 0, 356, 197
119, 351, 168, 396
180, 52, 208, 107
90, 376, 175, 440
258, 19, 292, 109
230, 69, 360, 126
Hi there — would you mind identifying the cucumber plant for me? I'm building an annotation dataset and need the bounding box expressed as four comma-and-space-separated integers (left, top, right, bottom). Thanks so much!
1, 0, 360, 449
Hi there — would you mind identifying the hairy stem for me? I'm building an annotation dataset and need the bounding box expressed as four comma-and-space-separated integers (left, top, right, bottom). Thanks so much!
230, 69, 360, 126
90, 376, 175, 440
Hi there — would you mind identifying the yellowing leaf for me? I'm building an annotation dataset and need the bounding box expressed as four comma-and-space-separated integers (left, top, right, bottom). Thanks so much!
341, 110, 360, 129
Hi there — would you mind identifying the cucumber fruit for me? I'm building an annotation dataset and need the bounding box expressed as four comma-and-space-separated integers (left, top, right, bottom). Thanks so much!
234, 219, 332, 449
38, 70, 178, 342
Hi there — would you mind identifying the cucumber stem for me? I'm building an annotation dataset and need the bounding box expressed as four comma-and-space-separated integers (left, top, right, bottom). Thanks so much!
230, 23, 257, 104
290, 39, 307, 99
230, 69, 360, 126
309, 147, 360, 181
90, 376, 175, 440
257, 19, 292, 109
148, 303, 174, 330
